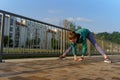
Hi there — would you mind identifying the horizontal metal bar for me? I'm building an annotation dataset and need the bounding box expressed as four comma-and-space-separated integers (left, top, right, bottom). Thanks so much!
0, 10, 72, 31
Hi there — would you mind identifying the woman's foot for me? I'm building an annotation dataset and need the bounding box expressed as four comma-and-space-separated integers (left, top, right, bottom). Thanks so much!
103, 55, 112, 63
104, 58, 112, 63
104, 57, 112, 63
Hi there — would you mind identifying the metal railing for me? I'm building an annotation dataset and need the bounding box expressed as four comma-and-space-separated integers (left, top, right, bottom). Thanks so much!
0, 10, 120, 62
0, 10, 71, 60
87, 39, 120, 56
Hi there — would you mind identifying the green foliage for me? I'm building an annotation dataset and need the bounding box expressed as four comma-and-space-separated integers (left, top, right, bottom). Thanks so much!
96, 32, 120, 44
4, 36, 13, 47
69, 23, 76, 30
69, 23, 82, 31
51, 38, 59, 49
26, 38, 40, 48
75, 25, 82, 30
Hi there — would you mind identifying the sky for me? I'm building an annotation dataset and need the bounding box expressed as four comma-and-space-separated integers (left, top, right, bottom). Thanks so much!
0, 0, 120, 33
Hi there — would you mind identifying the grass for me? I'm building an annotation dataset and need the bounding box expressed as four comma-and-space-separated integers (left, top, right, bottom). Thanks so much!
2, 48, 120, 59
2, 48, 62, 59
3, 48, 61, 53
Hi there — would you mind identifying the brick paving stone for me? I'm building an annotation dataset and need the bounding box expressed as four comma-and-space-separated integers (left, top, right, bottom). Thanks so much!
0, 55, 119, 80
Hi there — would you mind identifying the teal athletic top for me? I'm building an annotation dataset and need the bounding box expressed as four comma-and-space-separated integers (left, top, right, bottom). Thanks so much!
71, 28, 90, 56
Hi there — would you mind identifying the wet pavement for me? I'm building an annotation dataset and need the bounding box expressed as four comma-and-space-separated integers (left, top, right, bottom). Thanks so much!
0, 55, 120, 80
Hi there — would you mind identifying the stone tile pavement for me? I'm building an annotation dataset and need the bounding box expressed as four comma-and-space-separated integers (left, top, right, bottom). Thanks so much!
0, 55, 120, 80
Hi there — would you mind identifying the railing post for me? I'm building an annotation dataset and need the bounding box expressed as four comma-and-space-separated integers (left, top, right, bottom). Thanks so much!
102, 40, 104, 50
87, 40, 91, 56
117, 44, 119, 54
0, 13, 5, 62
119, 45, 120, 53
111, 42, 113, 55
63, 30, 65, 52
60, 30, 63, 54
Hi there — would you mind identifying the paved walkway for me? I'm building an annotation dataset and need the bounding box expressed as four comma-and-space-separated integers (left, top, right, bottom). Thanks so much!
0, 55, 120, 80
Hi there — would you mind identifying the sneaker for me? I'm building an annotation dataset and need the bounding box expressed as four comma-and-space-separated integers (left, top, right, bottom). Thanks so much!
104, 58, 112, 63
59, 55, 66, 60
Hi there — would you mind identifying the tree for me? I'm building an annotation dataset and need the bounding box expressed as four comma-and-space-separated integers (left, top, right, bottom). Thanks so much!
76, 25, 82, 30
26, 38, 40, 48
4, 36, 13, 47
62, 19, 76, 30
51, 38, 59, 49
69, 23, 76, 31
96, 32, 120, 44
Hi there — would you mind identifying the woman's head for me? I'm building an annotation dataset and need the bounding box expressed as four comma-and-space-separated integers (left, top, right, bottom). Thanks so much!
69, 31, 79, 43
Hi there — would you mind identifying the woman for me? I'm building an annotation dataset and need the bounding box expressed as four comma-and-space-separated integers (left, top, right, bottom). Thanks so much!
59, 28, 111, 63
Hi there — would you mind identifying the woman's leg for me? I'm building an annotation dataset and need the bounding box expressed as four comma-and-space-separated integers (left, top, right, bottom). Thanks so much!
87, 33, 111, 63
87, 33, 106, 57
62, 46, 72, 56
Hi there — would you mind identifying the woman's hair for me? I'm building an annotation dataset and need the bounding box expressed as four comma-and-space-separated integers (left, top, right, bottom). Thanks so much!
69, 31, 80, 40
